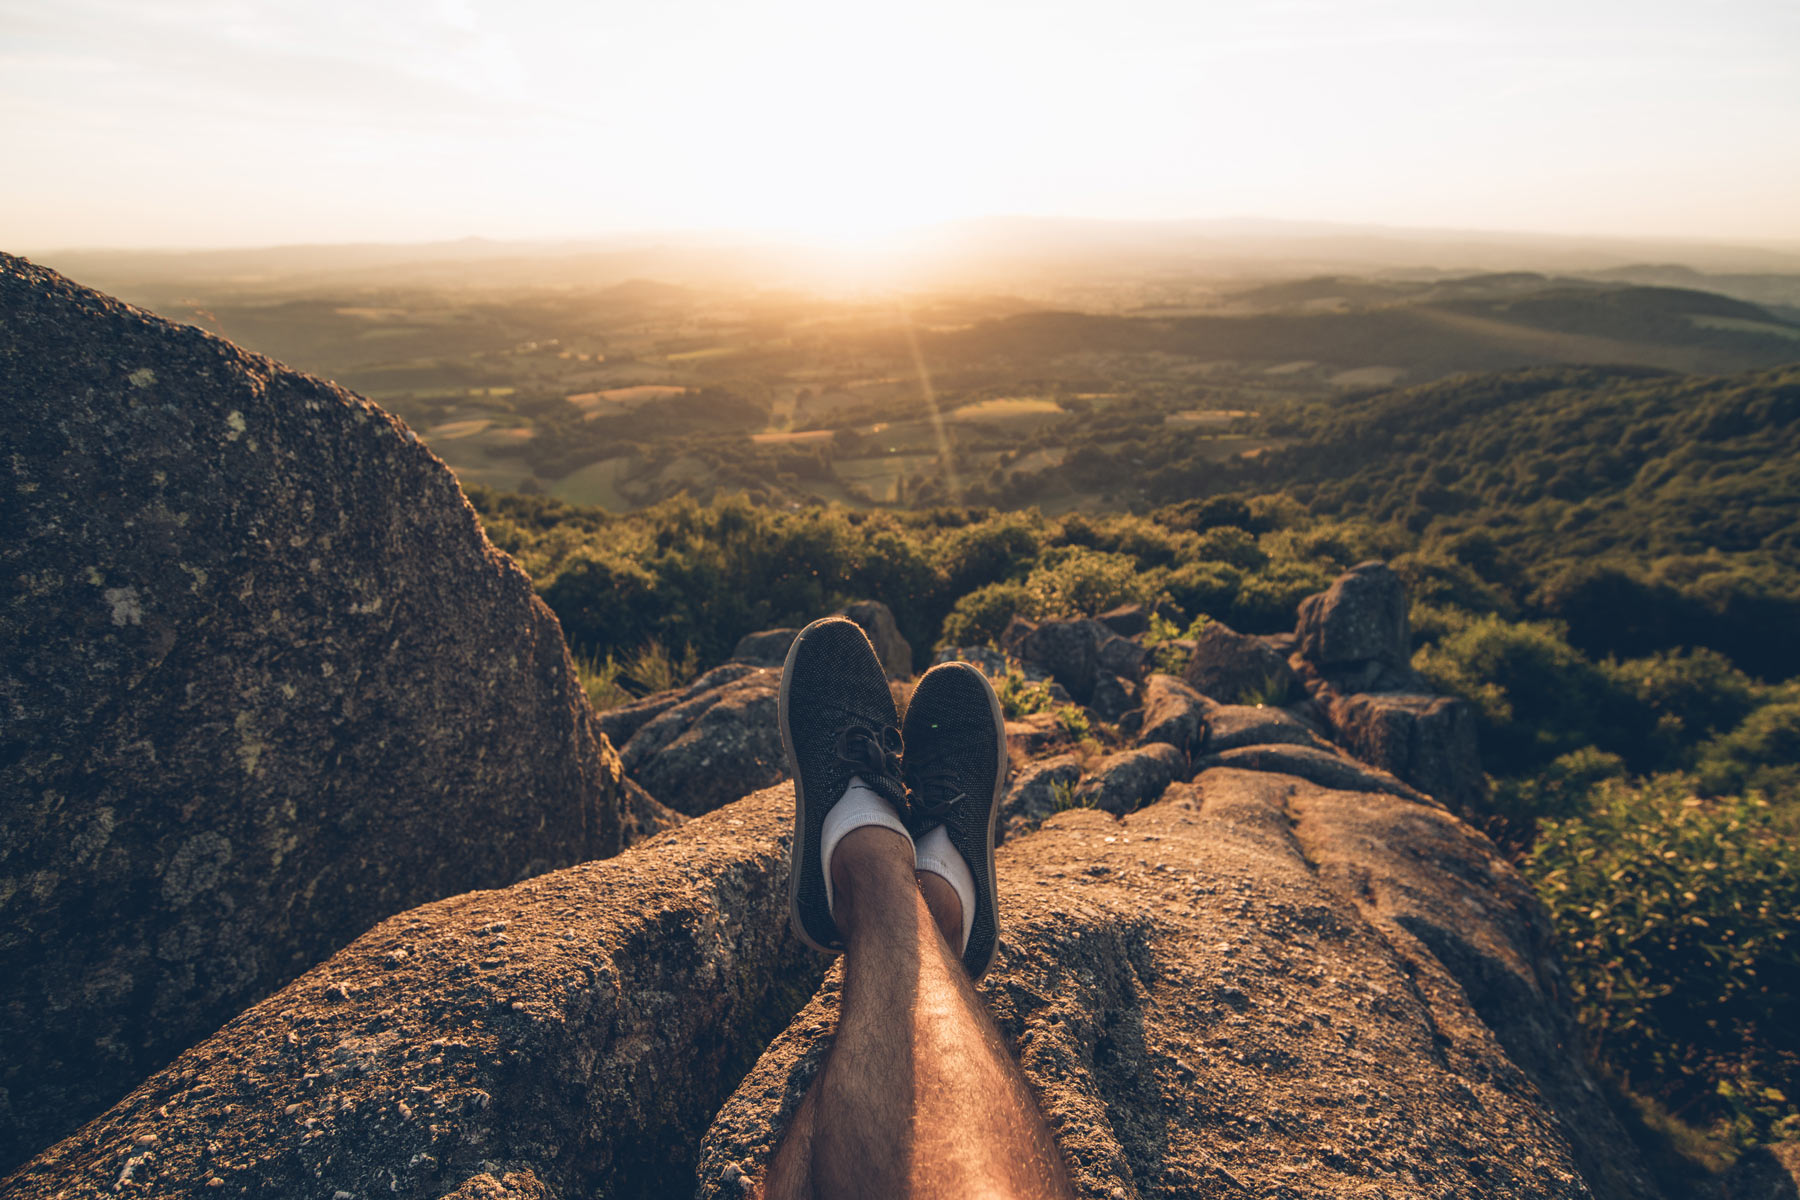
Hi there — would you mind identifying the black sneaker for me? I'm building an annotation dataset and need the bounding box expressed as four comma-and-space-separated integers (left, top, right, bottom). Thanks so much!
902, 661, 1009, 980
780, 616, 909, 954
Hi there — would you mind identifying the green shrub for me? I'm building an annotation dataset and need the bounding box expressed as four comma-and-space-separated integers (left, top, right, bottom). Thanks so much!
573, 651, 632, 711
1526, 776, 1800, 1147
1053, 704, 1092, 742
1161, 560, 1244, 623
1603, 649, 1760, 771
940, 581, 1033, 648
1023, 547, 1147, 618
622, 639, 698, 696
991, 660, 1056, 719
1414, 615, 1636, 776
1491, 746, 1628, 825
1696, 702, 1800, 804
1142, 612, 1208, 673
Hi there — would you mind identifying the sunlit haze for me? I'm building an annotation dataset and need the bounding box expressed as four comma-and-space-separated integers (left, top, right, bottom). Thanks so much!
3, 0, 1798, 250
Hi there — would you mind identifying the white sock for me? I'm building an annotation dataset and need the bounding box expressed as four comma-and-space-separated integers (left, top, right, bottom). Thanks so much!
820, 776, 914, 920
914, 825, 976, 955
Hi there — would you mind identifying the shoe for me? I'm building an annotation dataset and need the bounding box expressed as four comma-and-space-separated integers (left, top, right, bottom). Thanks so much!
780, 616, 910, 954
902, 660, 1009, 980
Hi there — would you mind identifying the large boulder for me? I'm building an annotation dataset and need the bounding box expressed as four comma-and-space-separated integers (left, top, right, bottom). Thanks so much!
1181, 619, 1297, 705
1295, 559, 1411, 671
1327, 690, 1488, 810
0, 255, 623, 1171
727, 628, 799, 668
697, 768, 1661, 1200
838, 600, 913, 678
1000, 616, 1148, 704
2, 787, 823, 1200
616, 668, 784, 816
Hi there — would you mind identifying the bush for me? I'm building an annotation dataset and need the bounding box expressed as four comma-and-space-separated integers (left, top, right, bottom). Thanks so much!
1602, 649, 1760, 771
1526, 776, 1800, 1147
1023, 547, 1149, 618
1414, 615, 1636, 777
939, 581, 1033, 648
1696, 702, 1800, 803
992, 659, 1056, 718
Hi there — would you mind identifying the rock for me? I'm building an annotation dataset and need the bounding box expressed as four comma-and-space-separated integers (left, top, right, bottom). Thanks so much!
618, 669, 784, 816
1071, 742, 1187, 814
0, 254, 623, 1172
1095, 603, 1150, 638
1709, 1142, 1800, 1200
1325, 691, 1487, 810
3, 787, 825, 1200
1194, 743, 1434, 805
1005, 712, 1076, 764
596, 662, 763, 748
1202, 704, 1338, 754
619, 777, 688, 846
728, 628, 799, 668
1181, 619, 1298, 705
1087, 671, 1138, 722
697, 768, 1660, 1200
1000, 617, 1148, 704
1136, 674, 1211, 761
1295, 559, 1411, 669
838, 600, 913, 678
999, 755, 1082, 843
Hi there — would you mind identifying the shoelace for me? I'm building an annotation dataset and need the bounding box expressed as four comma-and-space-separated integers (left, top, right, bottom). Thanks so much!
909, 762, 967, 825
833, 723, 906, 798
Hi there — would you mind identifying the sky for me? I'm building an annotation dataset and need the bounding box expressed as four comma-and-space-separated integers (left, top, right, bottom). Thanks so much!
2, 0, 1798, 250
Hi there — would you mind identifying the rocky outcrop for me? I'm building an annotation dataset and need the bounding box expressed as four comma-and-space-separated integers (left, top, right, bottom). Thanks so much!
2, 787, 822, 1200
1087, 670, 1139, 722
1289, 562, 1488, 809
1136, 674, 1210, 762
0, 254, 624, 1171
1195, 743, 1433, 804
1295, 559, 1412, 681
1005, 711, 1077, 763
1000, 617, 1148, 705
696, 768, 1660, 1200
1070, 742, 1187, 814
1202, 703, 1336, 754
1182, 619, 1297, 705
1096, 603, 1150, 638
838, 600, 912, 679
727, 628, 798, 668
1325, 690, 1486, 811
597, 662, 762, 747
1000, 755, 1082, 842
615, 668, 783, 816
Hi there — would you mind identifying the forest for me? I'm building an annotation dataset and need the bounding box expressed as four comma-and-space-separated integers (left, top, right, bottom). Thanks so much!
468, 359, 1800, 1174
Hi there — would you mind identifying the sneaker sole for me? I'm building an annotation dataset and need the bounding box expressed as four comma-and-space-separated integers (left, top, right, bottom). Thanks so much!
954, 661, 1010, 981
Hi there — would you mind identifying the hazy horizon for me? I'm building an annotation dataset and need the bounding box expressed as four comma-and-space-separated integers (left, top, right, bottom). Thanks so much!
4, 0, 1798, 253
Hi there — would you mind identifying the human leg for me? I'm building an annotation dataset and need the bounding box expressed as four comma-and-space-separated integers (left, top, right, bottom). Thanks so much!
768, 647, 1072, 1200
764, 825, 1072, 1200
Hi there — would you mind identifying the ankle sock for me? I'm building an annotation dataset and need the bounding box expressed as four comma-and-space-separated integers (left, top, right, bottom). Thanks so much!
913, 825, 976, 955
820, 776, 914, 920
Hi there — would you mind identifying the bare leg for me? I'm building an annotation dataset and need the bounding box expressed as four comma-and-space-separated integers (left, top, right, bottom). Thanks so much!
763, 827, 1074, 1200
